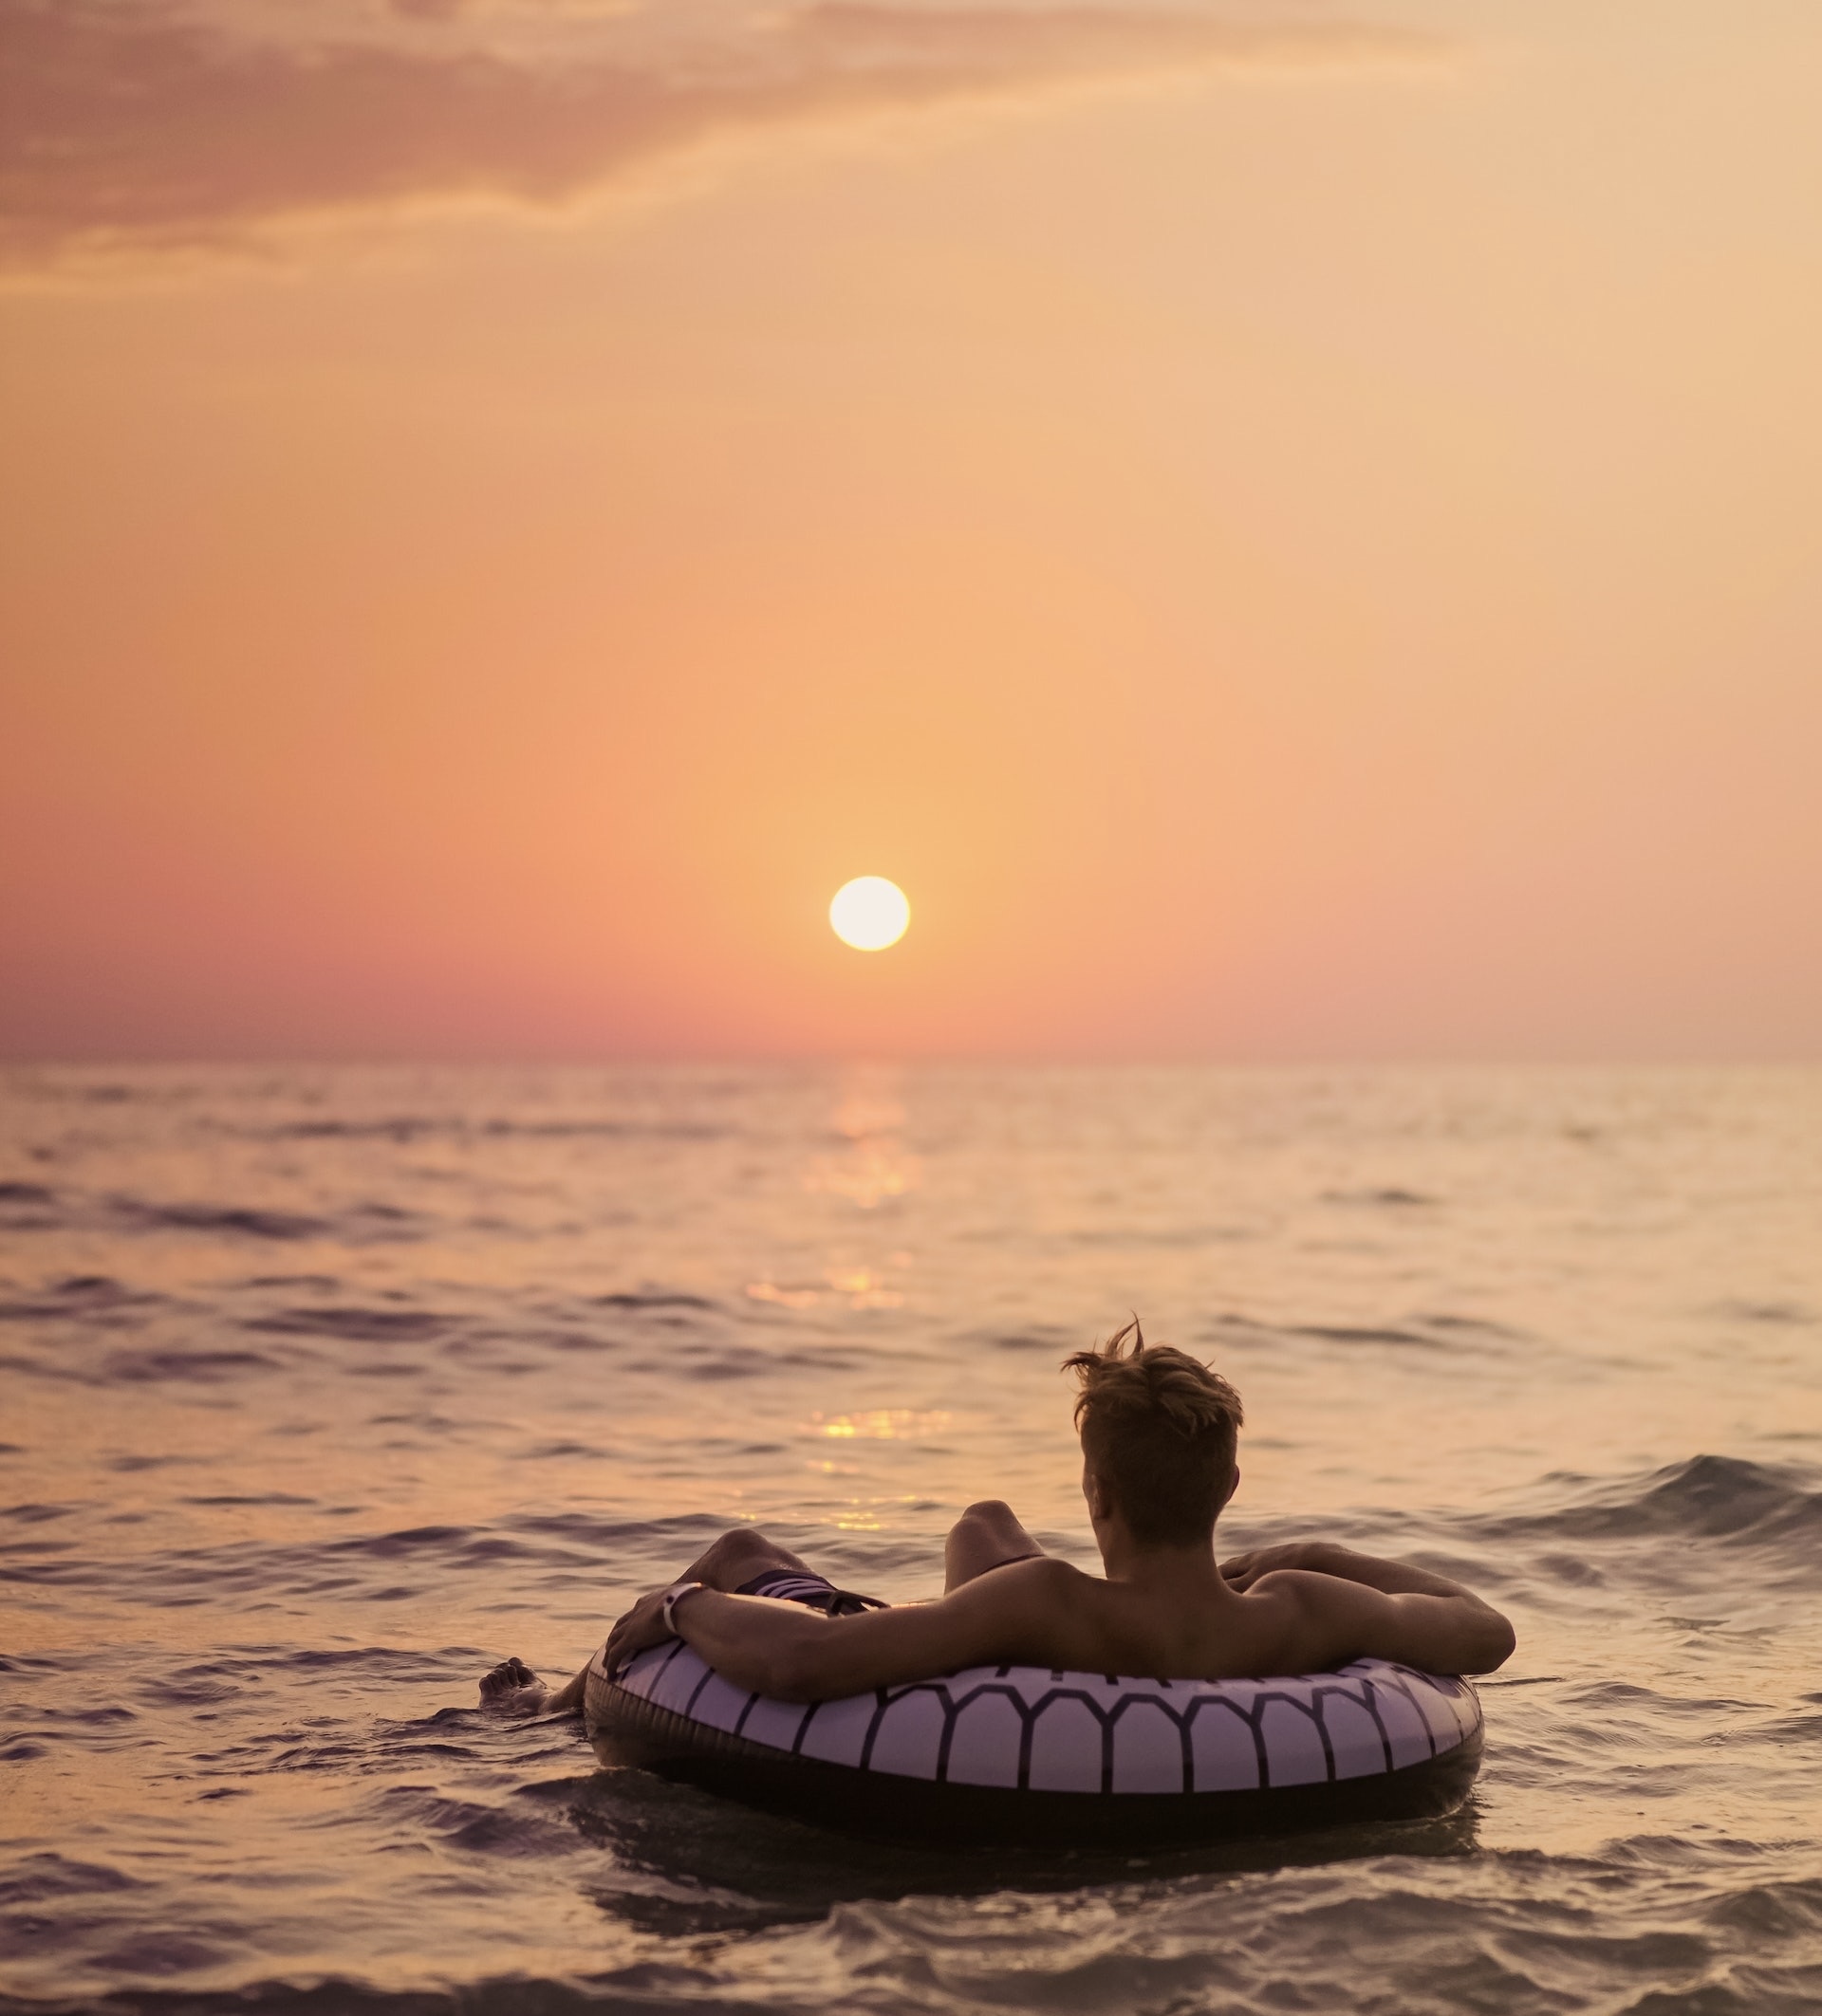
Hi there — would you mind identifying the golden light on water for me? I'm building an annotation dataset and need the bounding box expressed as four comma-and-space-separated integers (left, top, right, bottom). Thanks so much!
811, 1410, 954, 1440
828, 877, 910, 952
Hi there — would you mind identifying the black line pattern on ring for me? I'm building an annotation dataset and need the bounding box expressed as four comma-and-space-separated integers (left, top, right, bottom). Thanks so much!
622, 1651, 1477, 1795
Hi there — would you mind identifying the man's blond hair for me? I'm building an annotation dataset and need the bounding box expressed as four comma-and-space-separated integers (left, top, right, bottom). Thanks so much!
1062, 1318, 1244, 1546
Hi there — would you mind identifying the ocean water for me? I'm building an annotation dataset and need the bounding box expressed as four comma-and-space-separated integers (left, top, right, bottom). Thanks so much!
3, 1063, 1820, 2015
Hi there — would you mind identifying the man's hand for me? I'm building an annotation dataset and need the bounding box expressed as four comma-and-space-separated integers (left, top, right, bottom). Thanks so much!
1220, 1542, 1325, 1590
604, 1587, 679, 1677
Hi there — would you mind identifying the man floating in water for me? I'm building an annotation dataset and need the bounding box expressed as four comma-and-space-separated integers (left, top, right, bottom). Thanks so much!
480, 1320, 1515, 1711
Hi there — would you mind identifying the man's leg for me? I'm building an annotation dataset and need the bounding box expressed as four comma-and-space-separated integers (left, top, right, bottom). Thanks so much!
678, 1526, 813, 1594
944, 1499, 1045, 1594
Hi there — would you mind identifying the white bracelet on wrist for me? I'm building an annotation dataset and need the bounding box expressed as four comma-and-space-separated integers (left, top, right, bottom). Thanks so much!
660, 1581, 704, 1635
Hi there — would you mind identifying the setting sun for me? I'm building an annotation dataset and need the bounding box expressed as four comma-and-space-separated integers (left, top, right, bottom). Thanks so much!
829, 877, 911, 953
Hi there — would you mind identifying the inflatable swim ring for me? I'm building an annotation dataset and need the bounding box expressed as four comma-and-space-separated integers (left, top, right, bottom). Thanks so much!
586, 1639, 1482, 1846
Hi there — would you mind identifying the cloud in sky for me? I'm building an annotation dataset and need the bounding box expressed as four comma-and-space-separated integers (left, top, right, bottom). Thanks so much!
0, 0, 1432, 270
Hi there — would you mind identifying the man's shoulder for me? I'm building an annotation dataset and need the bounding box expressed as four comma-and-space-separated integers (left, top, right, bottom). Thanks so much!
1235, 1566, 1385, 1667
1243, 1566, 1377, 1616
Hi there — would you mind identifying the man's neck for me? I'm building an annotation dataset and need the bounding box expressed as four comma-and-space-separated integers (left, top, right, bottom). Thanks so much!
1097, 1532, 1230, 1592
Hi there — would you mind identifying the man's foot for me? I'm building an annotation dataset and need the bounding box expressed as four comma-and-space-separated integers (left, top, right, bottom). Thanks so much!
478, 1656, 550, 1711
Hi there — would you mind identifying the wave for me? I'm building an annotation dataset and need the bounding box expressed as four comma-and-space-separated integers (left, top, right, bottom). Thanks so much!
0, 1196, 431, 1245
0, 1189, 430, 1246
0, 1517, 707, 1607
10, 1835, 1817, 2016
102, 1347, 287, 1385
239, 1117, 730, 1144
109, 1199, 329, 1240
0, 1335, 295, 1390
0, 1852, 142, 1907
0, 1275, 163, 1324
0, 1268, 739, 1386
1474, 1454, 1822, 1552
1290, 1322, 1455, 1350
590, 1291, 720, 1313
1207, 1310, 1507, 1354
245, 1306, 454, 1344
1715, 1298, 1815, 1326
978, 1324, 1077, 1355
1320, 1187, 1440, 1208
0, 1502, 80, 1526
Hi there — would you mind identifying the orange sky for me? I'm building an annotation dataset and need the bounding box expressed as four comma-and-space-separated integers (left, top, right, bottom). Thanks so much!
1, 0, 1818, 1060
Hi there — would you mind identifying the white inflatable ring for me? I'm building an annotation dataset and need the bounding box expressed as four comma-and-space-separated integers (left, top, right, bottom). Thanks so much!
586, 1640, 1482, 1845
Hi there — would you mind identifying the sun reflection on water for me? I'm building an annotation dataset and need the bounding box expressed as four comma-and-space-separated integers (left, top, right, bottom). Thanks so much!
810, 1410, 954, 1440
802, 1151, 920, 1208
745, 1267, 905, 1309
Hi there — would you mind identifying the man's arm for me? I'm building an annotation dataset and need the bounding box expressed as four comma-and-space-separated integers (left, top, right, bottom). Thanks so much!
485, 1562, 1067, 1715
653, 1559, 1081, 1703
1224, 1542, 1516, 1675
